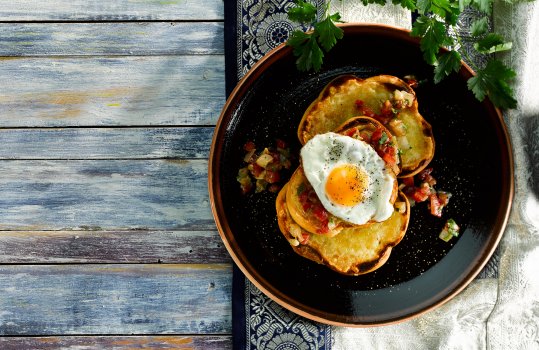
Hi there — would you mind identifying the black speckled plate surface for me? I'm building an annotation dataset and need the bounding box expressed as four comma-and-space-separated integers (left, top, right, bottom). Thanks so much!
209, 24, 513, 326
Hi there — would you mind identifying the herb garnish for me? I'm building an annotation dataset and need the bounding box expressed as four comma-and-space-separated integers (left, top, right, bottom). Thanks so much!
286, 0, 521, 109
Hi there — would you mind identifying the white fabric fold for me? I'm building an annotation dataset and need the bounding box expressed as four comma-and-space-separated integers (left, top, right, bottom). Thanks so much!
332, 0, 539, 348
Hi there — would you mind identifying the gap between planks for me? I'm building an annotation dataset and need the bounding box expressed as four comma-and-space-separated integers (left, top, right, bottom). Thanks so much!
0, 335, 232, 350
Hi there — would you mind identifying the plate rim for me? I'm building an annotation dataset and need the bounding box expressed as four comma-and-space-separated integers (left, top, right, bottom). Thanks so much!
208, 23, 514, 326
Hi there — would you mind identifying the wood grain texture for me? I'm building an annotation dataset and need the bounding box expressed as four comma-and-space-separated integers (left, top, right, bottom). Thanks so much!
0, 230, 230, 263
0, 336, 231, 350
0, 56, 225, 127
0, 22, 223, 56
0, 264, 232, 335
0, 127, 213, 159
0, 1, 223, 21
0, 160, 214, 230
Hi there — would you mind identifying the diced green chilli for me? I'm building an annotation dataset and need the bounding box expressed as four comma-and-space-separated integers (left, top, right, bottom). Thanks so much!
439, 218, 460, 242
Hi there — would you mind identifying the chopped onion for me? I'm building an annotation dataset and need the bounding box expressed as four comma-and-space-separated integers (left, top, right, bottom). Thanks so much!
243, 149, 256, 162
397, 135, 410, 151
290, 224, 302, 240
256, 153, 273, 168
389, 118, 407, 136
288, 238, 300, 247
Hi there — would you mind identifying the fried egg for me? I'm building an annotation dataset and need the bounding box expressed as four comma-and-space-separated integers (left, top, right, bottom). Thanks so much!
300, 132, 395, 225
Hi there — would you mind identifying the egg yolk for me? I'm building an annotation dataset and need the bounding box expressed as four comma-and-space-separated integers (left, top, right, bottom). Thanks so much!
325, 164, 368, 207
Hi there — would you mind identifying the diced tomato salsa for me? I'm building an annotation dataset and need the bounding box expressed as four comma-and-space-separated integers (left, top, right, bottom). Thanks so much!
401, 168, 452, 218
297, 183, 331, 234
237, 139, 292, 194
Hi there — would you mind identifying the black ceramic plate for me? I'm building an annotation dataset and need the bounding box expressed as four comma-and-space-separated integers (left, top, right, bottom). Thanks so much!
209, 24, 513, 326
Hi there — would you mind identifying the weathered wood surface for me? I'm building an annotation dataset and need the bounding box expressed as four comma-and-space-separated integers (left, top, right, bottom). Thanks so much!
0, 0, 233, 342
0, 336, 232, 350
0, 230, 229, 264
0, 56, 225, 127
0, 160, 213, 230
0, 22, 224, 56
0, 1, 223, 21
0, 264, 232, 335
0, 127, 213, 159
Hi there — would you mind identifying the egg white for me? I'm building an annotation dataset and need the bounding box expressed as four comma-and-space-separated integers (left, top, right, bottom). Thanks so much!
300, 132, 395, 225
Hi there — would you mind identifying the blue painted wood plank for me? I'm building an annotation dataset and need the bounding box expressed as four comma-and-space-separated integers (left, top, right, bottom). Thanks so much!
0, 56, 225, 127
0, 160, 213, 230
0, 230, 230, 263
0, 1, 223, 21
0, 127, 213, 159
0, 22, 224, 56
0, 264, 232, 335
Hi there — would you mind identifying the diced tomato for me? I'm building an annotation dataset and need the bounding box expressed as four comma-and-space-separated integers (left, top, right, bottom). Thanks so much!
316, 221, 329, 234
276, 139, 287, 149
299, 190, 308, 202
268, 184, 281, 193
300, 233, 310, 244
371, 128, 383, 144
404, 76, 418, 89
429, 193, 442, 217
359, 131, 371, 142
418, 168, 437, 186
438, 191, 452, 206
243, 141, 256, 152
376, 100, 394, 124
240, 182, 253, 194
362, 106, 376, 118
382, 151, 397, 167
402, 176, 414, 187
265, 169, 280, 183
355, 100, 376, 118
412, 189, 429, 202
313, 206, 329, 222
412, 183, 431, 202
418, 168, 433, 181
345, 127, 358, 138
250, 163, 264, 177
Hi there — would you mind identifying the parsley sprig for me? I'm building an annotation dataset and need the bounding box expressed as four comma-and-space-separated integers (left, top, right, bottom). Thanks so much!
286, 0, 519, 109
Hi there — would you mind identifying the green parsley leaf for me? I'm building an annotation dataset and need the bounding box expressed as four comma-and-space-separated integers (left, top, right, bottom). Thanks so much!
471, 0, 493, 14
288, 0, 317, 23
361, 0, 387, 5
392, 0, 418, 11
458, 0, 471, 11
416, 0, 432, 14
467, 59, 517, 109
411, 16, 452, 64
417, 0, 460, 23
474, 33, 512, 53
314, 13, 344, 51
434, 50, 462, 83
470, 16, 489, 36
379, 132, 389, 145
287, 30, 324, 71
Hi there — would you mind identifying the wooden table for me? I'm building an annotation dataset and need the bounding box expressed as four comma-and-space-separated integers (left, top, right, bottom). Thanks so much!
0, 1, 232, 349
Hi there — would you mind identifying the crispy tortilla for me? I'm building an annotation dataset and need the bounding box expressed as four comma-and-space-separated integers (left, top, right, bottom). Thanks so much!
298, 75, 434, 177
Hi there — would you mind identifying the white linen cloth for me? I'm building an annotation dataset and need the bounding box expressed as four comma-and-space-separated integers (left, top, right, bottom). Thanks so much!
332, 1, 539, 349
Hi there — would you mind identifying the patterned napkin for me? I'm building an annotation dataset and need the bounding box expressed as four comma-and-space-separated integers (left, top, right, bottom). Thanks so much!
224, 1, 539, 348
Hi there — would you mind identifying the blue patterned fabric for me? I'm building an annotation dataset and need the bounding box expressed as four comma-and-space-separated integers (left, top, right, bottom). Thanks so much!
223, 2, 498, 349
224, 2, 332, 349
